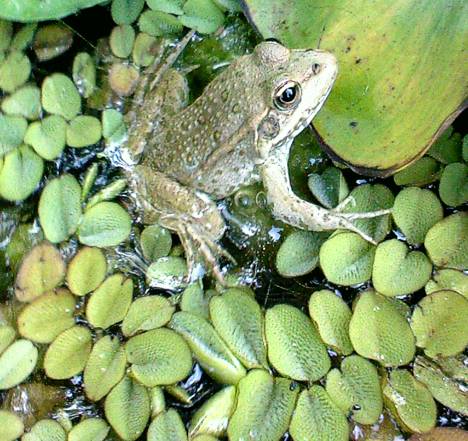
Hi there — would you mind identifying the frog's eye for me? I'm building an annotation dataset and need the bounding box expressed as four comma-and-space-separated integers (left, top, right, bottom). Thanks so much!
274, 81, 301, 110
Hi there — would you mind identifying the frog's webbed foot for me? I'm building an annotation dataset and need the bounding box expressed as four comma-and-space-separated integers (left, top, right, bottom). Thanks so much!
173, 219, 235, 285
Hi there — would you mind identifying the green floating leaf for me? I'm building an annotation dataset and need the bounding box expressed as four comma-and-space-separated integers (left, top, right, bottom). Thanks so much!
149, 386, 166, 418
0, 51, 31, 92
24, 115, 67, 160
242, 0, 467, 175
147, 0, 184, 15
138, 10, 184, 36
308, 167, 349, 208
147, 256, 188, 289
66, 115, 102, 148
319, 232, 375, 286
101, 108, 125, 140
0, 114, 27, 156
121, 295, 175, 337
5, 222, 44, 272
44, 325, 92, 379
0, 0, 108, 22
126, 328, 193, 387
227, 369, 298, 441
22, 419, 66, 441
0, 144, 43, 201
0, 325, 16, 355
349, 290, 415, 367
413, 356, 468, 416
265, 304, 330, 382
84, 335, 127, 401
275, 230, 327, 277
427, 126, 463, 164
340, 184, 394, 243
86, 178, 127, 208
383, 369, 436, 434
179, 0, 225, 34
210, 289, 267, 369
140, 224, 173, 262
189, 386, 236, 439
72, 52, 96, 98
308, 289, 353, 355
439, 162, 468, 207
15, 242, 65, 302
111, 0, 145, 25
169, 311, 246, 385
393, 156, 442, 187
110, 24, 135, 58
86, 273, 133, 329
66, 246, 107, 296
0, 410, 24, 441
41, 73, 81, 120
0, 339, 38, 389
326, 355, 383, 425
104, 376, 150, 441
10, 23, 37, 51
38, 174, 82, 243
392, 187, 443, 245
33, 23, 73, 62
411, 290, 468, 358
78, 201, 132, 247
18, 288, 75, 343
147, 408, 188, 441
289, 386, 349, 441
0, 20, 13, 52
372, 239, 432, 296
1, 85, 41, 119
180, 282, 212, 319
68, 418, 110, 441
425, 212, 468, 270
425, 269, 468, 299
132, 32, 159, 67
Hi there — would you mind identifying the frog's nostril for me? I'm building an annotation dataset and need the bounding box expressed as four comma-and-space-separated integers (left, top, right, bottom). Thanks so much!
312, 63, 321, 75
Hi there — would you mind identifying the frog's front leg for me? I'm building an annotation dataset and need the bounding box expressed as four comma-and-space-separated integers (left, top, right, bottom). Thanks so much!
129, 166, 232, 283
261, 143, 391, 244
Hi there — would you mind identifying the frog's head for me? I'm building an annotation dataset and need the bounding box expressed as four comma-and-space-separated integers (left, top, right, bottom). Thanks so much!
254, 41, 338, 159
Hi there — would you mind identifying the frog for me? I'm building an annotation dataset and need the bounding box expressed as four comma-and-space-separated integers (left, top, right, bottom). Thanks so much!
122, 34, 390, 284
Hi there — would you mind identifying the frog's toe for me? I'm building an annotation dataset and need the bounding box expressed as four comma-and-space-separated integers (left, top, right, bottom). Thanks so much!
180, 223, 234, 285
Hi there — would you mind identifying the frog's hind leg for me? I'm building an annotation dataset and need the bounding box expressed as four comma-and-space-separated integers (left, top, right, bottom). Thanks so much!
130, 166, 232, 284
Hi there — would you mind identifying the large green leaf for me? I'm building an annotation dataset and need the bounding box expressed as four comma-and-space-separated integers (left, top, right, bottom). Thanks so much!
0, 0, 108, 22
242, 0, 467, 175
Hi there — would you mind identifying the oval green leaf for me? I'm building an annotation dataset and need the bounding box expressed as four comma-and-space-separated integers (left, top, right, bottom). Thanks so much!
209, 289, 267, 369
78, 201, 132, 247
265, 304, 330, 382
84, 335, 126, 402
86, 273, 133, 329
38, 174, 82, 243
18, 288, 75, 343
104, 376, 150, 441
44, 325, 92, 379
349, 290, 415, 367
169, 311, 246, 385
0, 339, 37, 389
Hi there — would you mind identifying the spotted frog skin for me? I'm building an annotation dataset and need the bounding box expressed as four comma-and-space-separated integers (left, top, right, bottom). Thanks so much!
123, 36, 390, 283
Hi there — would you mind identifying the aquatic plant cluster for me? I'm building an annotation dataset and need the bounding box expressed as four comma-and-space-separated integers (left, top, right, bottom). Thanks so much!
0, 1, 467, 440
